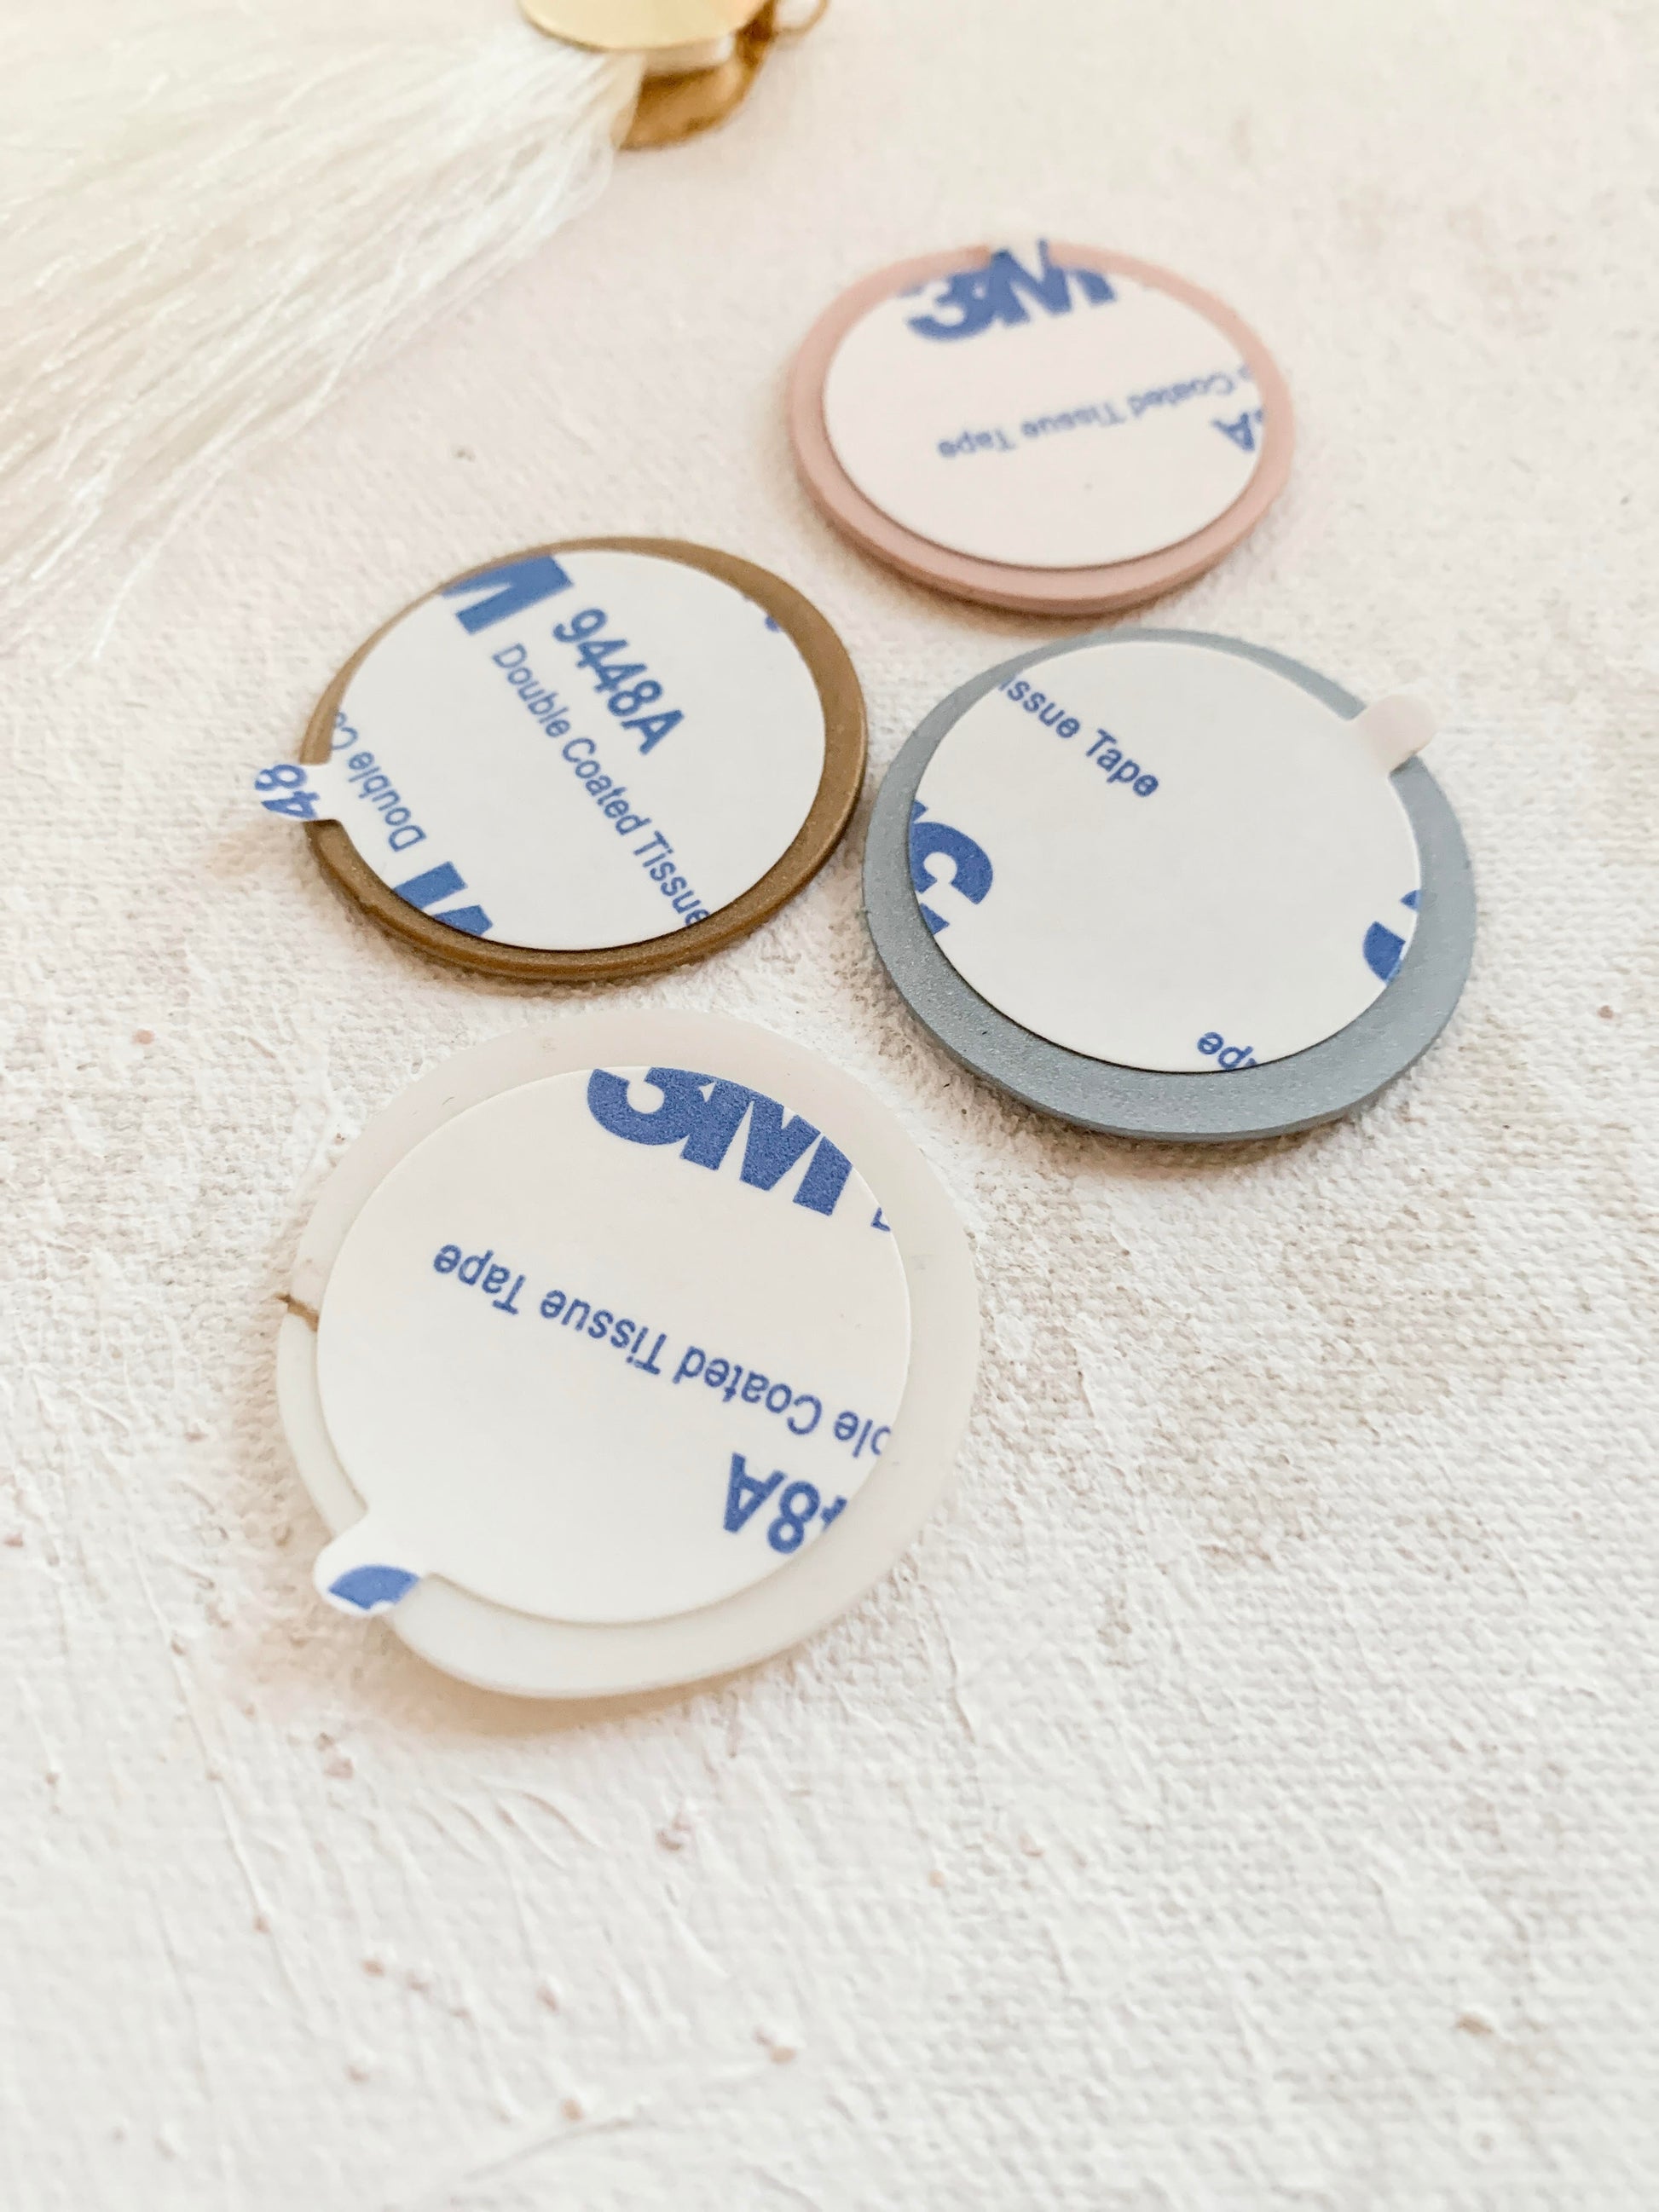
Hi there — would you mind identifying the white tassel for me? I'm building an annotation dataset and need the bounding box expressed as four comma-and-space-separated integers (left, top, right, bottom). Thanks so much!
0, 0, 641, 628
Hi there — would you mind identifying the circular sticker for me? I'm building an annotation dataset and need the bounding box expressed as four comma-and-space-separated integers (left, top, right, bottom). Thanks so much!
790, 245, 1292, 616
824, 247, 1262, 569
278, 1015, 979, 1695
315, 1068, 910, 1626
291, 540, 865, 981
864, 633, 1476, 1143
912, 636, 1424, 1073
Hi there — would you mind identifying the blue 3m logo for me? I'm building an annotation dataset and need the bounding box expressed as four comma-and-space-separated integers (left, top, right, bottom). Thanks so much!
907, 242, 1115, 342
587, 1068, 853, 1218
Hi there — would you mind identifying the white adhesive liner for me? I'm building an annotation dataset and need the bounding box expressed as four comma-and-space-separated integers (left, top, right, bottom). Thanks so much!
259, 548, 826, 950
822, 241, 1264, 570
278, 1016, 980, 1696
911, 639, 1425, 1073
314, 1066, 911, 1625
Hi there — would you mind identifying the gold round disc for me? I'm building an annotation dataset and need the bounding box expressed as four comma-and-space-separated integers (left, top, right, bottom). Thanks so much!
623, 38, 769, 147
519, 0, 760, 52
299, 538, 866, 984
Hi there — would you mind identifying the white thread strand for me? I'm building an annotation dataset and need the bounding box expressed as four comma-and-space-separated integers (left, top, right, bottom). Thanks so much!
0, 0, 640, 632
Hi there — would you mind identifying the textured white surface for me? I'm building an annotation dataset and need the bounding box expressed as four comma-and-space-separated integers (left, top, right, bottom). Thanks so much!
3, 0, 1657, 2204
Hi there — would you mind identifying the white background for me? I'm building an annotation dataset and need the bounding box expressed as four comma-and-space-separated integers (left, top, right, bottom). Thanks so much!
3, 1, 1656, 2205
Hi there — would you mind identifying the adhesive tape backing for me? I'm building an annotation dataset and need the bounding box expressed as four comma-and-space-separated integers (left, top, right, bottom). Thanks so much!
789, 243, 1292, 615
260, 540, 864, 982
915, 636, 1423, 1072
277, 1014, 979, 1696
864, 632, 1476, 1141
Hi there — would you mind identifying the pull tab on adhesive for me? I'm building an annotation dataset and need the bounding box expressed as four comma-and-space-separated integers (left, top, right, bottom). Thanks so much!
315, 1516, 425, 1619
1353, 694, 1435, 776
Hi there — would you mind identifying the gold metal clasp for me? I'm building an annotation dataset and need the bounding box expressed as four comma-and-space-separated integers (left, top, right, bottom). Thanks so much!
519, 0, 825, 147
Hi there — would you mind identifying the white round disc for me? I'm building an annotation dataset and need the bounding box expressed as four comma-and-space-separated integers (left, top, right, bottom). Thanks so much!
276, 1016, 979, 1696
910, 638, 1423, 1073
821, 242, 1265, 570
327, 548, 826, 950
315, 1067, 910, 1626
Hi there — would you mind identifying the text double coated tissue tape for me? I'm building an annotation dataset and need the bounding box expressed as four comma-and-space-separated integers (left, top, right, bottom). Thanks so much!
256, 540, 865, 980
278, 1014, 979, 1695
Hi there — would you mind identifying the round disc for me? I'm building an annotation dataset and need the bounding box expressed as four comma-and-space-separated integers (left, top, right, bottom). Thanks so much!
864, 632, 1476, 1142
519, 0, 760, 51
314, 1068, 912, 1628
789, 245, 1293, 615
277, 1014, 980, 1697
912, 636, 1422, 1071
300, 539, 866, 983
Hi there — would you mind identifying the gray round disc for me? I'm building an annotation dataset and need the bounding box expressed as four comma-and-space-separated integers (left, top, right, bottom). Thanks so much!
864, 628, 1476, 1142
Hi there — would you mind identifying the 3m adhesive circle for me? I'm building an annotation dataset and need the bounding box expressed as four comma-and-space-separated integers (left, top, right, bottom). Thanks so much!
287, 540, 865, 981
277, 1015, 979, 1696
913, 637, 1423, 1073
864, 632, 1477, 1142
315, 1070, 910, 1626
791, 245, 1292, 615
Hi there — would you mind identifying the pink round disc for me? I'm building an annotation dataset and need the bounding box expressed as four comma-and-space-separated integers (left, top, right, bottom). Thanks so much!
788, 240, 1294, 616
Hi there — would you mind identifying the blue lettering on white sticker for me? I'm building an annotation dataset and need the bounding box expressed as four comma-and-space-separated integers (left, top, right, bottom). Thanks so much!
907, 241, 1116, 342
1363, 922, 1407, 983
586, 1069, 854, 1218
442, 556, 573, 632
909, 801, 993, 934
327, 1564, 421, 1614
547, 603, 685, 757
1196, 1031, 1257, 1071
253, 762, 323, 818
1212, 407, 1263, 453
997, 679, 1161, 795
722, 1457, 852, 1551
425, 1237, 887, 1469
391, 861, 494, 938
